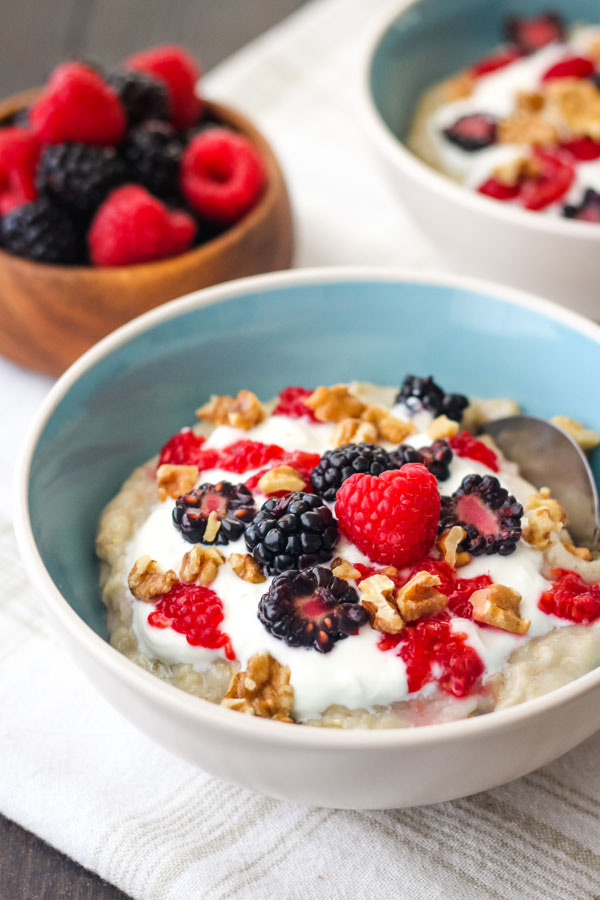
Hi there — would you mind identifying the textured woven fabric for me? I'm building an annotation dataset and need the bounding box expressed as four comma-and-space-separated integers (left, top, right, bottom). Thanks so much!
2, 0, 600, 896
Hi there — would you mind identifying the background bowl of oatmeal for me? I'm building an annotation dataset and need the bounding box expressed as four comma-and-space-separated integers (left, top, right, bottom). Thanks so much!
14, 267, 600, 809
361, 0, 600, 320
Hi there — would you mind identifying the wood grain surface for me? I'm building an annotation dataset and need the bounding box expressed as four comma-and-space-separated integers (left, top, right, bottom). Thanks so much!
3, 0, 306, 896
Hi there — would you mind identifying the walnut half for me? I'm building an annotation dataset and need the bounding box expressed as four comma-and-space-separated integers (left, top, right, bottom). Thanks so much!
222, 653, 294, 722
179, 545, 225, 586
128, 556, 177, 602
470, 583, 530, 635
359, 574, 405, 634
196, 389, 265, 431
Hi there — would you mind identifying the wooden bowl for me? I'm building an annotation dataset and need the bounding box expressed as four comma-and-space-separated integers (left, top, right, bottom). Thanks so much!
0, 89, 293, 375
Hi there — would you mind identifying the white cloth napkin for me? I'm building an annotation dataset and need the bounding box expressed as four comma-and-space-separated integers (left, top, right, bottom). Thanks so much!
2, 0, 600, 896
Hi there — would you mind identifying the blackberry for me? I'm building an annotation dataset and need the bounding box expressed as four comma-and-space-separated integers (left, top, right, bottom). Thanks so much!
443, 114, 497, 152
563, 188, 600, 223
173, 481, 256, 545
310, 443, 397, 501
258, 565, 368, 653
396, 375, 468, 423
36, 143, 127, 216
245, 492, 338, 576
122, 120, 183, 198
1, 200, 82, 264
505, 12, 564, 54
390, 439, 453, 482
439, 473, 523, 556
106, 69, 169, 125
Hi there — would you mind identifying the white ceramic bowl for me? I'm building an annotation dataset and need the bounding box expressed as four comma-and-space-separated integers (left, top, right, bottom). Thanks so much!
14, 267, 600, 809
360, 0, 600, 320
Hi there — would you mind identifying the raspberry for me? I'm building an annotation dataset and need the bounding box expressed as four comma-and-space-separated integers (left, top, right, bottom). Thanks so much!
541, 56, 595, 82
36, 143, 127, 216
126, 45, 202, 130
158, 429, 219, 469
217, 440, 284, 473
505, 12, 565, 53
396, 375, 468, 422
105, 69, 169, 126
538, 570, 600, 623
1, 199, 82, 264
310, 443, 397, 501
439, 474, 523, 557
478, 178, 520, 201
122, 120, 183, 199
563, 188, 600, 223
173, 481, 256, 545
245, 450, 321, 493
390, 439, 453, 482
470, 47, 523, 77
258, 566, 368, 653
88, 184, 196, 266
379, 613, 484, 698
148, 582, 234, 659
335, 464, 440, 568
443, 114, 497, 151
0, 128, 40, 215
30, 62, 126, 146
272, 386, 318, 421
245, 492, 338, 575
448, 432, 499, 472
560, 137, 600, 161
181, 129, 266, 224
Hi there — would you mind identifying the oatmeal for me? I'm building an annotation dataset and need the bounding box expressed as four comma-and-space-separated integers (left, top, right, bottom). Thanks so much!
408, 12, 600, 222
96, 377, 600, 728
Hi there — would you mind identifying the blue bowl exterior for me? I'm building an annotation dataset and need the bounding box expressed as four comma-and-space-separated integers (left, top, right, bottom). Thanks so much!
29, 278, 600, 638
370, 0, 600, 141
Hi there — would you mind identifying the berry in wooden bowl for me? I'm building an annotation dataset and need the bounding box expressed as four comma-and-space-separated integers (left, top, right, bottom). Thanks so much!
0, 46, 293, 375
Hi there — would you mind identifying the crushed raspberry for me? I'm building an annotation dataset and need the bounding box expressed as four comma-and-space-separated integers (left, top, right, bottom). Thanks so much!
448, 432, 499, 472
126, 44, 202, 130
245, 450, 321, 492
0, 128, 40, 215
561, 137, 600, 161
88, 184, 196, 266
379, 613, 484, 698
519, 149, 575, 211
272, 386, 318, 421
217, 439, 284, 473
158, 429, 219, 469
478, 178, 520, 201
470, 47, 523, 77
538, 570, 600, 623
181, 129, 266, 224
30, 62, 126, 146
335, 464, 440, 568
447, 574, 493, 618
541, 56, 596, 82
148, 582, 235, 659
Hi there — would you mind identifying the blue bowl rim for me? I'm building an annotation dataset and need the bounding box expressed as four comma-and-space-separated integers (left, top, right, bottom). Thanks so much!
13, 265, 600, 748
360, 0, 600, 241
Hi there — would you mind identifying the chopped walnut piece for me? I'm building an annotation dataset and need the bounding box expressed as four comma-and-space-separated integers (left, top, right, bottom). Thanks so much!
471, 584, 530, 635
438, 526, 470, 568
331, 418, 377, 448
196, 389, 265, 430
156, 464, 198, 502
545, 78, 600, 139
523, 487, 567, 551
359, 575, 405, 634
203, 510, 221, 543
331, 557, 361, 580
395, 571, 448, 622
361, 405, 416, 443
551, 416, 600, 451
562, 541, 592, 562
179, 545, 225, 586
229, 552, 266, 583
427, 415, 460, 441
516, 90, 545, 113
304, 385, 366, 423
258, 465, 306, 494
128, 556, 177, 602
492, 155, 542, 187
222, 652, 294, 722
589, 39, 600, 62
498, 111, 558, 146
444, 71, 475, 101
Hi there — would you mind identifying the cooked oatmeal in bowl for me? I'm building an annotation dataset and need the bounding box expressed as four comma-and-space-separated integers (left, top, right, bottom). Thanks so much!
96, 375, 600, 729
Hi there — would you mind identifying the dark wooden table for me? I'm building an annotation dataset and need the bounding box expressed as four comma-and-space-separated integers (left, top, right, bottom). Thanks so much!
3, 1, 306, 897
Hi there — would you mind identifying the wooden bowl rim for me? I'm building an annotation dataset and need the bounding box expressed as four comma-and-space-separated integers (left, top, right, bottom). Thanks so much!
0, 90, 286, 279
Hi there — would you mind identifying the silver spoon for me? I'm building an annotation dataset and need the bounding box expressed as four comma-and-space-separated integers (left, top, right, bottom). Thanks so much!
482, 416, 600, 552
